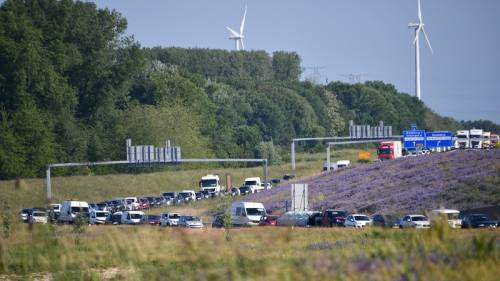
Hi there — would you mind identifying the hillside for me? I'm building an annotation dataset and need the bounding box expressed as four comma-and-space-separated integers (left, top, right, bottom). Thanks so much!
248, 150, 500, 214
2, 0, 497, 180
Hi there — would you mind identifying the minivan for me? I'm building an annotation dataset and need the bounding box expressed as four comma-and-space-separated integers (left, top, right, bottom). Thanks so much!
230, 202, 267, 226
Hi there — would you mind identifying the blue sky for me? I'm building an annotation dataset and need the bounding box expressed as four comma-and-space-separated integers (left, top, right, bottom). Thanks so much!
93, 1, 497, 123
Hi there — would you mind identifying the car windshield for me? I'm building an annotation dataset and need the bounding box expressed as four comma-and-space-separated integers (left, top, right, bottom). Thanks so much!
97, 204, 106, 208
246, 208, 266, 216
71, 207, 89, 213
96, 212, 108, 218
354, 216, 370, 221
447, 213, 460, 220
170, 214, 180, 219
163, 193, 175, 197
22, 209, 31, 214
130, 214, 142, 219
378, 148, 391, 154
179, 192, 191, 197
148, 215, 159, 220
183, 216, 195, 221
239, 186, 250, 191
328, 211, 346, 217
201, 179, 217, 187
412, 216, 427, 221
52, 205, 60, 210
457, 135, 467, 139
126, 199, 135, 204
33, 212, 45, 217
245, 181, 257, 186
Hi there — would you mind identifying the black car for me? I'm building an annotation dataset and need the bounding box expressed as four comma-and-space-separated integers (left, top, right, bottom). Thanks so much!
239, 186, 252, 195
211, 215, 225, 228
201, 190, 211, 199
283, 174, 296, 181
271, 178, 281, 184
372, 214, 400, 228
461, 214, 497, 228
230, 187, 241, 196
195, 192, 204, 201
162, 192, 177, 201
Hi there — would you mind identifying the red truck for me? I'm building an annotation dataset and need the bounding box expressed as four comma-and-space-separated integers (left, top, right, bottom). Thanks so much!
377, 141, 402, 160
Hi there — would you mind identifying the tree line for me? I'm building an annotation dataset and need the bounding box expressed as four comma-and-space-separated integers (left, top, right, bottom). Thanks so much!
0, 0, 495, 179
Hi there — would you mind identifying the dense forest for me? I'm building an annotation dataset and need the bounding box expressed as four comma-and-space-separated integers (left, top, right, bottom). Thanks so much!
0, 0, 496, 179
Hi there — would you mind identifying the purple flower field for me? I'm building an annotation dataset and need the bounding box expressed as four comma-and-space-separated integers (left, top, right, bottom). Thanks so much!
247, 150, 500, 214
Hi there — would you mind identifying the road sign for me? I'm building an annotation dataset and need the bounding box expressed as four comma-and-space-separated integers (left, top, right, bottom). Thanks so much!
403, 130, 426, 148
425, 131, 453, 148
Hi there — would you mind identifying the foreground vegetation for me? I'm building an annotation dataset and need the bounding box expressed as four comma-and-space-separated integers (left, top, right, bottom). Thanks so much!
0, 221, 498, 280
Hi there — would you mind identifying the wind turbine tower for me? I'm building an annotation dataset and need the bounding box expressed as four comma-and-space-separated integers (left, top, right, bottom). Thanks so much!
226, 5, 247, 51
408, 0, 433, 101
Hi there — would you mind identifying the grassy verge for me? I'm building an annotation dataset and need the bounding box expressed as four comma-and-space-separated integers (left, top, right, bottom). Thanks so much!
0, 222, 498, 280
0, 149, 371, 213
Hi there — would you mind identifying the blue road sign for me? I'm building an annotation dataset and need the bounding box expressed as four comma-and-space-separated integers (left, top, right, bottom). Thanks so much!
425, 131, 453, 148
411, 123, 418, 131
403, 130, 426, 148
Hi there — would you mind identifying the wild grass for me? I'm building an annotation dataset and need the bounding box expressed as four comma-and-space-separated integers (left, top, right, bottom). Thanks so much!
0, 222, 498, 280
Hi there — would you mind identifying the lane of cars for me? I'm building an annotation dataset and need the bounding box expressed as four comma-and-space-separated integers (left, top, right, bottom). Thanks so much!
18, 172, 498, 230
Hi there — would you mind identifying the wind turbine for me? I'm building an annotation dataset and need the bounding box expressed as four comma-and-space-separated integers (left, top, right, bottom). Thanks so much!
226, 5, 247, 51
408, 0, 433, 101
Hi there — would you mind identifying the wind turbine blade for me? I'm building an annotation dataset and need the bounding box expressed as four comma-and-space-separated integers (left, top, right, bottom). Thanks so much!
240, 5, 247, 34
226, 27, 240, 37
412, 26, 422, 45
418, 0, 422, 23
240, 39, 245, 50
422, 27, 434, 54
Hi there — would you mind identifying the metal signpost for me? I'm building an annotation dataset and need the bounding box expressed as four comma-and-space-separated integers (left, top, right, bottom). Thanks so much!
46, 138, 268, 201
291, 183, 308, 212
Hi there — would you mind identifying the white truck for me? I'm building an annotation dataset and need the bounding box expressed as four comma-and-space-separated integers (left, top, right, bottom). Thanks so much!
455, 130, 470, 149
199, 174, 224, 194
469, 129, 483, 149
244, 177, 264, 193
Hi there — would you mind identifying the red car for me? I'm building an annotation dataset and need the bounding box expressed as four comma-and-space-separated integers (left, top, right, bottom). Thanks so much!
139, 198, 150, 210
321, 210, 348, 227
259, 215, 278, 226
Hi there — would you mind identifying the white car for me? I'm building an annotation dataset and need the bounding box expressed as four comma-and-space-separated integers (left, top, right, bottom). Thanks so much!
121, 211, 144, 225
400, 215, 431, 229
178, 190, 196, 202
344, 214, 372, 228
90, 210, 110, 225
160, 213, 181, 227
178, 216, 203, 228
29, 211, 48, 224
124, 197, 140, 210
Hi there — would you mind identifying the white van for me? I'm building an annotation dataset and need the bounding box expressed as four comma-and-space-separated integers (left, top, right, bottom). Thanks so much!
244, 177, 263, 193
230, 202, 267, 226
430, 208, 462, 228
90, 210, 110, 225
121, 211, 145, 225
58, 201, 90, 224
336, 160, 351, 168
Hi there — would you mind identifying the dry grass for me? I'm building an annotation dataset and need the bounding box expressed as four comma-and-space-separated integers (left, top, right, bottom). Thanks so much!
0, 222, 498, 280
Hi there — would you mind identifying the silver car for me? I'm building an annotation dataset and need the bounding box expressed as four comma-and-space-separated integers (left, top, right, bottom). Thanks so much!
178, 216, 203, 228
